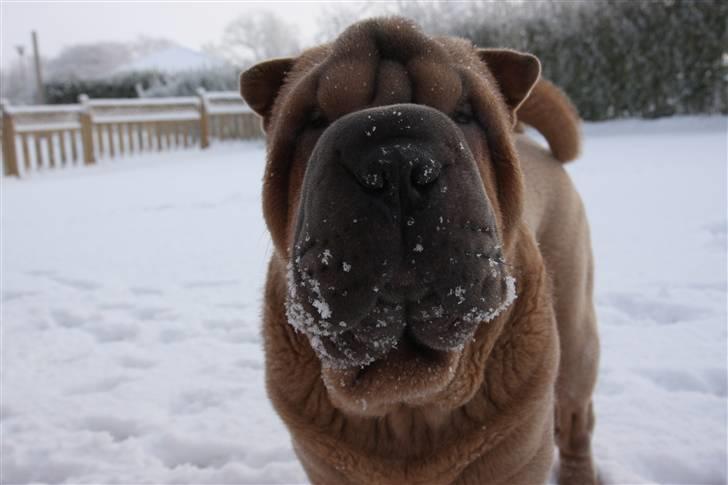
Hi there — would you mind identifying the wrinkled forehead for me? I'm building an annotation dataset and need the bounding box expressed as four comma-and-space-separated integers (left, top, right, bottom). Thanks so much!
280, 18, 489, 121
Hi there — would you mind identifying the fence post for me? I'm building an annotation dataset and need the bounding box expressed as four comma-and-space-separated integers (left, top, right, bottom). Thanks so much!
1, 99, 20, 177
197, 88, 210, 149
78, 94, 95, 165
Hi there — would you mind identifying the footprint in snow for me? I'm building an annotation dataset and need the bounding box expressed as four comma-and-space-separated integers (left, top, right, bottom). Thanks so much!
23, 270, 97, 294
117, 354, 157, 369
153, 434, 242, 469
51, 308, 88, 329
600, 292, 709, 325
2, 290, 38, 302
636, 367, 727, 397
236, 357, 263, 370
215, 302, 248, 310
47, 275, 101, 291
129, 286, 164, 296
131, 306, 177, 321
25, 269, 56, 277
158, 326, 194, 343
68, 375, 132, 395
0, 404, 16, 420
85, 321, 139, 343
97, 302, 135, 311
702, 220, 727, 250
81, 415, 145, 442
0, 456, 84, 485
51, 309, 139, 343
171, 388, 245, 414
183, 279, 241, 289
141, 204, 175, 213
204, 319, 245, 332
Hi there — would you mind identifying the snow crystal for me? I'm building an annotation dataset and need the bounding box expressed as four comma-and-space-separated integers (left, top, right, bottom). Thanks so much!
463, 276, 518, 323
342, 262, 351, 272
413, 244, 424, 253
285, 260, 333, 334
312, 298, 332, 320
454, 286, 466, 304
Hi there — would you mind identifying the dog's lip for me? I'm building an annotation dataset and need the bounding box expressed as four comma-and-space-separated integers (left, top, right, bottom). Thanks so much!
320, 327, 462, 413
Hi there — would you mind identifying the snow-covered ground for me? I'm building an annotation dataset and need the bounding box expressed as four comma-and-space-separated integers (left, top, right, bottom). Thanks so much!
2, 116, 726, 484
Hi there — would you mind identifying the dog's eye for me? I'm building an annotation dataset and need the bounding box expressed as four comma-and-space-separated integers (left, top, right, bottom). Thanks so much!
307, 109, 328, 130
453, 103, 474, 125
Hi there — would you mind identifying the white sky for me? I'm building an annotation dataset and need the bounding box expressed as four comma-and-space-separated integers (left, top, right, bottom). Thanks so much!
0, 1, 338, 69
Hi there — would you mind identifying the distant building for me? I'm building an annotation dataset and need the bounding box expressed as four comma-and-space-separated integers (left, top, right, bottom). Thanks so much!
111, 45, 229, 75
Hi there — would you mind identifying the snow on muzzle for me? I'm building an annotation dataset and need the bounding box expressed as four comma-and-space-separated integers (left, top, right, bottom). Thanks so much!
285, 104, 517, 368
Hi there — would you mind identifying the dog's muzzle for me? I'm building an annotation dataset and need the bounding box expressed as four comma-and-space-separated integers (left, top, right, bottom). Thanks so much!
286, 104, 517, 368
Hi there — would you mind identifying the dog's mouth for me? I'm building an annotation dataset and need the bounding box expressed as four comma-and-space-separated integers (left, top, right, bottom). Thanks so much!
320, 326, 462, 415
285, 252, 517, 414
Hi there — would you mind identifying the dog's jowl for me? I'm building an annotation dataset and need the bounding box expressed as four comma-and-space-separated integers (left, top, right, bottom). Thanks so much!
241, 17, 599, 485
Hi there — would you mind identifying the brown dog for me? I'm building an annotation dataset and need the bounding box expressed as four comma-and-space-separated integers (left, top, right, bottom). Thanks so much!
240, 17, 599, 485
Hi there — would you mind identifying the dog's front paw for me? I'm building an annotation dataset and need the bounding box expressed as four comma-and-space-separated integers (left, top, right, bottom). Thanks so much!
558, 453, 598, 485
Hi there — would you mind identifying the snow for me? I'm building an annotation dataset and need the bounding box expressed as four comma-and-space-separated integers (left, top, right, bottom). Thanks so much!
5, 104, 82, 115
2, 116, 726, 484
462, 275, 518, 324
88, 97, 199, 108
207, 105, 253, 116
111, 46, 228, 75
92, 112, 200, 124
15, 122, 81, 133
205, 92, 248, 102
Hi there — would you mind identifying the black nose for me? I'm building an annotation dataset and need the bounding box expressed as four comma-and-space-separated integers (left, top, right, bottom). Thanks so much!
346, 143, 442, 195
312, 103, 457, 213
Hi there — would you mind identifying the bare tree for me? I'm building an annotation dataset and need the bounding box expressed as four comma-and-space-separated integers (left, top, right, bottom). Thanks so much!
314, 4, 392, 43
1, 54, 36, 104
213, 11, 301, 66
129, 37, 177, 58
45, 42, 133, 81
44, 37, 177, 81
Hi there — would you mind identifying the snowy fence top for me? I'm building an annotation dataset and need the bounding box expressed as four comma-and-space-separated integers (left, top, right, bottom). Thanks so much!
87, 97, 200, 108
4, 104, 82, 115
205, 91, 245, 102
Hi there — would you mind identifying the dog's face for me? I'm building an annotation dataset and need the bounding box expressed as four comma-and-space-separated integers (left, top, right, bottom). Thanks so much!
242, 18, 540, 415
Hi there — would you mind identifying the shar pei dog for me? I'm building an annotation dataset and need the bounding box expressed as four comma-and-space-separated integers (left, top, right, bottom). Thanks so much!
240, 17, 599, 485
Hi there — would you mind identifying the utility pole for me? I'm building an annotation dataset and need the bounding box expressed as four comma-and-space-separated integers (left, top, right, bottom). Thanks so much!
15, 45, 28, 102
31, 30, 45, 104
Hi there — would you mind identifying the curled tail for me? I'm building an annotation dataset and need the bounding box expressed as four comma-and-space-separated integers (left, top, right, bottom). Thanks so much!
517, 79, 581, 163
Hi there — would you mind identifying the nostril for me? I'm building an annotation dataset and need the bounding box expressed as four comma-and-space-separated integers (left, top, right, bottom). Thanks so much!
353, 158, 389, 192
411, 157, 441, 187
360, 171, 385, 191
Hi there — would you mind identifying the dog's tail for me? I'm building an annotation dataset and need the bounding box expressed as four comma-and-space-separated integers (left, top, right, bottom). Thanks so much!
517, 79, 581, 163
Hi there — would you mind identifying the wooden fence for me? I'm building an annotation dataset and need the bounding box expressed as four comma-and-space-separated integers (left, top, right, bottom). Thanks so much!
1, 90, 263, 177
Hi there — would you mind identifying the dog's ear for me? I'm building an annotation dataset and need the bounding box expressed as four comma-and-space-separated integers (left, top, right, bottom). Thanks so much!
478, 49, 541, 113
240, 58, 295, 129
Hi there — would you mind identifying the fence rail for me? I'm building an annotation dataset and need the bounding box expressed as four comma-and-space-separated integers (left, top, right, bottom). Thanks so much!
1, 90, 263, 177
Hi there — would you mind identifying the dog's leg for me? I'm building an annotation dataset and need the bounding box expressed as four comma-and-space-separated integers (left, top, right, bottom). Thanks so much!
555, 257, 599, 484
555, 398, 596, 485
542, 205, 600, 485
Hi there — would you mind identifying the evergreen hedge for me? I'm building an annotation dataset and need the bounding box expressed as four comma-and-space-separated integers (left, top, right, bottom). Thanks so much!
453, 0, 727, 120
